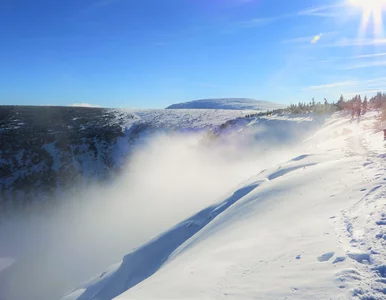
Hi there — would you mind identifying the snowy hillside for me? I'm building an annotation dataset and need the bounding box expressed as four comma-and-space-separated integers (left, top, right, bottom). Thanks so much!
166, 98, 285, 111
57, 111, 386, 300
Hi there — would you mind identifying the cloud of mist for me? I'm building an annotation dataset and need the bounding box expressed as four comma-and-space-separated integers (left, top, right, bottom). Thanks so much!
0, 116, 323, 300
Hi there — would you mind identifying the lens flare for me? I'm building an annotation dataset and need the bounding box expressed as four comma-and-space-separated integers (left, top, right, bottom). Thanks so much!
348, 0, 386, 37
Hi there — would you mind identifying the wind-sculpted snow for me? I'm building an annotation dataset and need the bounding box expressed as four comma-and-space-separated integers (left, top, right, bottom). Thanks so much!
67, 184, 259, 300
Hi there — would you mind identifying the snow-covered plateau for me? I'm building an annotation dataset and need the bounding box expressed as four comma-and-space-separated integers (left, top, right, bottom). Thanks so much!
166, 98, 285, 110
1, 106, 386, 300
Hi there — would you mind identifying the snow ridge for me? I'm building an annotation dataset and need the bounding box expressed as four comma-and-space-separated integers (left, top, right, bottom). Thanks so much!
63, 183, 260, 300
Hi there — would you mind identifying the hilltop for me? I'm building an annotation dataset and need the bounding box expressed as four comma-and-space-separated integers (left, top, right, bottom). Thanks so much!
166, 98, 285, 111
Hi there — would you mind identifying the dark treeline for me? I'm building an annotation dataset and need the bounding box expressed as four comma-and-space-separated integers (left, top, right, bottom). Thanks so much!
287, 97, 336, 114
336, 92, 386, 111
245, 91, 386, 119
245, 98, 336, 118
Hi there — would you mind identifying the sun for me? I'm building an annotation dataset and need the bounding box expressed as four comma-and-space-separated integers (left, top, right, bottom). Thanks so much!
348, 0, 386, 37
349, 0, 386, 9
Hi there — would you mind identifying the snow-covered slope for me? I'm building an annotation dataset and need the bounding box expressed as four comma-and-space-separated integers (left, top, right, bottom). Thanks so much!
59, 111, 386, 300
124, 108, 253, 129
166, 98, 285, 111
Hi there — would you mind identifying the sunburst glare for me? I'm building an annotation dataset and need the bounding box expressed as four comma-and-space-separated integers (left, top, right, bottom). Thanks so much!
348, 0, 386, 37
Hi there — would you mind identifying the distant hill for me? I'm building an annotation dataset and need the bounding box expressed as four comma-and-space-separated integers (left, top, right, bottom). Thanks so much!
166, 98, 285, 111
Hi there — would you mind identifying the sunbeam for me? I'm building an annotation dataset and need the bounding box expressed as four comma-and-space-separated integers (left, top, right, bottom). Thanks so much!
348, 0, 386, 37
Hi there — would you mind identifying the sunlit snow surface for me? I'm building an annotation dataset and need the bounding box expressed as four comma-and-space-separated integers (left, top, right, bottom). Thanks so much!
58, 111, 386, 300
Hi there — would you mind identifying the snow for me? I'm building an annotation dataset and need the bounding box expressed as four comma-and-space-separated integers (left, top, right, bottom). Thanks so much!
42, 142, 61, 173
124, 108, 256, 130
165, 98, 285, 111
0, 108, 289, 202
59, 111, 386, 300
0, 257, 15, 272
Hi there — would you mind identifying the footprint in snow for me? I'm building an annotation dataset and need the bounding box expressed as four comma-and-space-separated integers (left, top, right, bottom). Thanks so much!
333, 257, 346, 264
371, 265, 386, 278
317, 252, 335, 262
376, 213, 386, 225
347, 252, 372, 264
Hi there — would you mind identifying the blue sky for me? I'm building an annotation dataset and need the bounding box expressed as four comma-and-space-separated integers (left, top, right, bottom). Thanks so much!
1, 0, 386, 108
